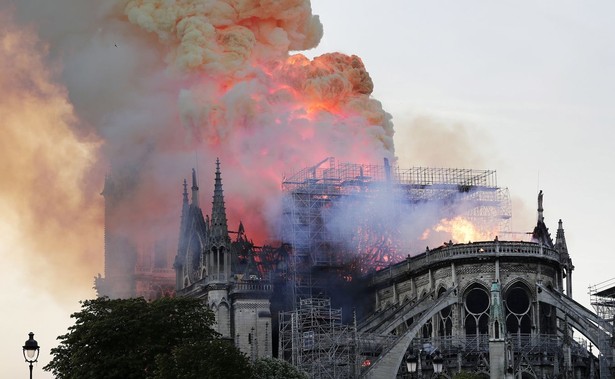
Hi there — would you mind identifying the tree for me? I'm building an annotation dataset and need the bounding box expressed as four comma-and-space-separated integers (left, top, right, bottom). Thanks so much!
44, 296, 251, 379
252, 357, 309, 379
152, 338, 252, 379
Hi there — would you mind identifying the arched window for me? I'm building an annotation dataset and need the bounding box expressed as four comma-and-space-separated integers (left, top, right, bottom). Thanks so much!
505, 283, 532, 335
437, 287, 453, 337
464, 285, 490, 336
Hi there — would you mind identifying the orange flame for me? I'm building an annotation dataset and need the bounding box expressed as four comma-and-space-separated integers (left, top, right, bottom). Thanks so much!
432, 216, 495, 243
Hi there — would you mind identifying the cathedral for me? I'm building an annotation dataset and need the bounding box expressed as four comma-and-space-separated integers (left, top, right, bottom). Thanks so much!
95, 157, 614, 378
96, 159, 276, 359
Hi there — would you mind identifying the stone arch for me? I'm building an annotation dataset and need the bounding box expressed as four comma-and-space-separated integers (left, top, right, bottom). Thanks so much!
502, 277, 535, 299
217, 301, 230, 336
536, 282, 612, 370
436, 284, 448, 297
209, 301, 218, 312
219, 297, 230, 308
418, 289, 427, 301
459, 279, 491, 297
361, 287, 458, 378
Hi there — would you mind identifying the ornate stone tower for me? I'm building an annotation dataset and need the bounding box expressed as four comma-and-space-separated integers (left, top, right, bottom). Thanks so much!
174, 160, 272, 359
204, 159, 232, 337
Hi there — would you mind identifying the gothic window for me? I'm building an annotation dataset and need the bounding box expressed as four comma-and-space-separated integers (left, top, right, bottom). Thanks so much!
505, 283, 532, 335
212, 246, 218, 266
437, 287, 453, 337
464, 285, 490, 336
210, 246, 218, 280
217, 302, 230, 336
421, 319, 433, 338
219, 246, 226, 280
187, 234, 202, 283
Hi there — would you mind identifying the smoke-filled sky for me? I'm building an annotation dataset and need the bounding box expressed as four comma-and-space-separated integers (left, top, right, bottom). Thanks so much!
2, 1, 615, 377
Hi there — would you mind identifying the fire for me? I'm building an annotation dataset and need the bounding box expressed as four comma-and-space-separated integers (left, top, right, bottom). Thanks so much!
432, 216, 495, 244
120, 0, 395, 244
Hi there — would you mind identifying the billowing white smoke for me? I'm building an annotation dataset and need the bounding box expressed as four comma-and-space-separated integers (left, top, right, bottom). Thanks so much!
287, 181, 499, 271
109, 0, 396, 243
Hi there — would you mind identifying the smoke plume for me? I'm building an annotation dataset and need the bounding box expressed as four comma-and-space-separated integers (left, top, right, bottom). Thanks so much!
2, 0, 397, 297
0, 10, 103, 300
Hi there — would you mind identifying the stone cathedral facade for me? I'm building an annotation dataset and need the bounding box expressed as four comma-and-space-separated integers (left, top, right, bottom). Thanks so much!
96, 157, 613, 377
173, 160, 273, 360
360, 193, 606, 378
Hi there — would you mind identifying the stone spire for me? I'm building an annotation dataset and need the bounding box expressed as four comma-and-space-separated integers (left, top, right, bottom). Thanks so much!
555, 219, 569, 257
191, 168, 199, 207
537, 190, 544, 223
555, 219, 574, 297
175, 178, 191, 288
182, 178, 189, 204
178, 179, 190, 237
210, 158, 229, 245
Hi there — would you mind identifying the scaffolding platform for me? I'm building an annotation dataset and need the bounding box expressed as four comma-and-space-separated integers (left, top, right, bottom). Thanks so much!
279, 297, 357, 379
280, 158, 512, 300
589, 277, 615, 322
589, 278, 615, 379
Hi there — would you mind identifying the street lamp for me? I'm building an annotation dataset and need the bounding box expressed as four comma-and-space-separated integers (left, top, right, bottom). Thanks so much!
406, 352, 418, 376
432, 350, 444, 377
23, 332, 40, 379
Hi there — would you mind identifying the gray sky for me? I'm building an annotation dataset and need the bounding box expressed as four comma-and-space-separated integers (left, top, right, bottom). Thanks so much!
2, 1, 615, 377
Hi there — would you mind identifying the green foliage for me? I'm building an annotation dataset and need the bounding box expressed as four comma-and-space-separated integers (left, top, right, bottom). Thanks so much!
44, 296, 246, 379
153, 339, 252, 379
252, 357, 309, 379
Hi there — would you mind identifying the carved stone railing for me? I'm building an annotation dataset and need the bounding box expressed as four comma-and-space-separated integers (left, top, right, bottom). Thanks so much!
229, 281, 273, 295
369, 241, 562, 287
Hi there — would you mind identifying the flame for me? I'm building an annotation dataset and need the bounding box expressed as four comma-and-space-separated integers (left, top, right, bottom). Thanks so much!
432, 216, 495, 243
118, 0, 395, 245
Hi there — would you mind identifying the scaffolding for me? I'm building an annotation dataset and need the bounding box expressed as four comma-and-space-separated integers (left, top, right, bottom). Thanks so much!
279, 297, 357, 379
590, 278, 615, 323
589, 278, 615, 379
281, 157, 512, 300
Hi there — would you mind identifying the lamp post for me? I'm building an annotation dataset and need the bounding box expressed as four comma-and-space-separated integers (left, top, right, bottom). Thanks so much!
432, 350, 444, 378
23, 332, 40, 379
406, 351, 418, 378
